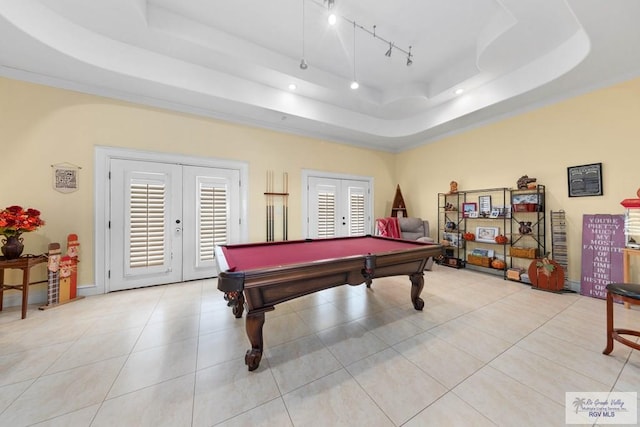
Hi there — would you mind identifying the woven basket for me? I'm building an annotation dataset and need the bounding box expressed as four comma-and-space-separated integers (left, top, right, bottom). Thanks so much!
509, 247, 538, 259
467, 254, 492, 267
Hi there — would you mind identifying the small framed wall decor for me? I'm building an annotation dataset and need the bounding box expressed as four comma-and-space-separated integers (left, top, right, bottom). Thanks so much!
462, 202, 477, 218
568, 162, 602, 197
52, 162, 81, 193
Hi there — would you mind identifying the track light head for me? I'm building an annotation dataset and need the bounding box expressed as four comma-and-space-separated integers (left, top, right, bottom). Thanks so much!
300, 58, 308, 70
326, 0, 335, 9
406, 46, 413, 66
385, 42, 392, 57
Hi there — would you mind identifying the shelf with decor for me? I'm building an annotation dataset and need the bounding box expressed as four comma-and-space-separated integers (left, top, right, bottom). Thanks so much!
390, 185, 408, 218
458, 188, 511, 278
507, 185, 546, 283
437, 187, 511, 275
437, 184, 546, 282
437, 191, 465, 268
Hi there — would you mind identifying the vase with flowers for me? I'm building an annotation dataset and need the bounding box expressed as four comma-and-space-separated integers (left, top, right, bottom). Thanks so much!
0, 205, 45, 259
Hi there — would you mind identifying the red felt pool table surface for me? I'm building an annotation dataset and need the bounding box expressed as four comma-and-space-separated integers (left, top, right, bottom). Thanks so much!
220, 235, 432, 271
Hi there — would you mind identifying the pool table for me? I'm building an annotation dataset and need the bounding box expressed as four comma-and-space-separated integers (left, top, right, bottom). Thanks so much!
215, 235, 443, 371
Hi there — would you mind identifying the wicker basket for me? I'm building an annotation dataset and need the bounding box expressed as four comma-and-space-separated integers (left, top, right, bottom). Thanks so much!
467, 254, 492, 267
509, 247, 538, 259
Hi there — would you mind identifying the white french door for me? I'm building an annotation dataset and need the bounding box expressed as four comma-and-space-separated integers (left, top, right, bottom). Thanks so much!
307, 176, 371, 238
182, 166, 240, 281
108, 159, 240, 291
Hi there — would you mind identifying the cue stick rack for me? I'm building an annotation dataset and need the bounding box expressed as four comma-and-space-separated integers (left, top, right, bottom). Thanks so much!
264, 171, 289, 241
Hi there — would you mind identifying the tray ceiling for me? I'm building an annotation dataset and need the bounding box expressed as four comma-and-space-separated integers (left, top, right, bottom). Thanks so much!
1, 0, 640, 151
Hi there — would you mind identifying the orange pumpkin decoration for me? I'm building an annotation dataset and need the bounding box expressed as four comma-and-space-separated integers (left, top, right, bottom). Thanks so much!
494, 235, 509, 244
463, 232, 475, 241
491, 259, 506, 270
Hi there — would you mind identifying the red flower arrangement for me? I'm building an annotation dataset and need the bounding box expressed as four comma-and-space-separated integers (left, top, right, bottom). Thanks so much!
0, 205, 45, 238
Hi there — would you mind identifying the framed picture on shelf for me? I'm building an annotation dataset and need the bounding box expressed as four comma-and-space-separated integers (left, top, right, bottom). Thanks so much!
478, 195, 491, 215
489, 208, 501, 218
468, 211, 479, 218
462, 202, 477, 218
442, 232, 464, 248
476, 226, 500, 243
512, 193, 540, 204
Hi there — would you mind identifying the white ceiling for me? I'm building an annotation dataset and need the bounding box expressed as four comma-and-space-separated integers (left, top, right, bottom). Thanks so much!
1, 0, 640, 152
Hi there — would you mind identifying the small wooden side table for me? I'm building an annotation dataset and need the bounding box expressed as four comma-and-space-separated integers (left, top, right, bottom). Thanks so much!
622, 248, 640, 309
0, 255, 47, 319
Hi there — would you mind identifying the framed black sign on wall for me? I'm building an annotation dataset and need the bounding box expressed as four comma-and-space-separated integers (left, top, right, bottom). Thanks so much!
568, 163, 603, 197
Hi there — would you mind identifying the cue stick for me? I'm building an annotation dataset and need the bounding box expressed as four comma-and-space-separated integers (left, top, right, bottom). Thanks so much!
266, 170, 269, 241
284, 172, 288, 240
269, 170, 274, 241
271, 170, 275, 241
267, 170, 272, 242
282, 172, 285, 241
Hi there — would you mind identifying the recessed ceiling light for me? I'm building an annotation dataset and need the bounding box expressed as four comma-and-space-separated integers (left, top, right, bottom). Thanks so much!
350, 81, 359, 90
288, 83, 297, 91
454, 88, 464, 95
328, 13, 337, 26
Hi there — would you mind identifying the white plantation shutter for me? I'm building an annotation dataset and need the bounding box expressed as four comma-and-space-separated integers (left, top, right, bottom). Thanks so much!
182, 167, 240, 281
129, 181, 166, 268
317, 191, 336, 238
349, 190, 365, 235
198, 185, 228, 262
307, 176, 371, 239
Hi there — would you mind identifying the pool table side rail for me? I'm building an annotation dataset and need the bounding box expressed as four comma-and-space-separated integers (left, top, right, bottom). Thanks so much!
217, 243, 443, 311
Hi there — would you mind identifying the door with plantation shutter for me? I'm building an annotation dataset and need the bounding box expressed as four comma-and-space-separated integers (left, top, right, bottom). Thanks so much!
109, 159, 239, 291
307, 176, 371, 238
182, 166, 239, 281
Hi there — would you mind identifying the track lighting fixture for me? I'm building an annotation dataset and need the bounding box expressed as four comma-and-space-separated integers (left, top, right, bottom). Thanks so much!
300, 0, 308, 70
297, 0, 415, 87
350, 21, 358, 90
385, 42, 393, 57
349, 21, 414, 66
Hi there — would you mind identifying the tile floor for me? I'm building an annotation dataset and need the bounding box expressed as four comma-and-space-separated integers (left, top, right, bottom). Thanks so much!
0, 266, 638, 426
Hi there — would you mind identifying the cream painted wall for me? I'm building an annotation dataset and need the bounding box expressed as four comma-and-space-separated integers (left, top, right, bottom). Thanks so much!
3, 75, 640, 300
396, 77, 640, 286
0, 77, 396, 293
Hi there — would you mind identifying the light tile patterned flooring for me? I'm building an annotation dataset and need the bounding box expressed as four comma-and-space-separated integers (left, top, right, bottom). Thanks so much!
0, 267, 639, 426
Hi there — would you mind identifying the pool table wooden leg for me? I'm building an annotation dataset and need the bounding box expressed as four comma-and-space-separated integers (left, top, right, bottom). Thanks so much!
223, 291, 245, 318
410, 272, 425, 311
233, 293, 245, 318
245, 311, 265, 371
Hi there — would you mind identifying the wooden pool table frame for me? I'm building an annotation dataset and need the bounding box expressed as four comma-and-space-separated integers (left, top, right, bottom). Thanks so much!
216, 236, 443, 371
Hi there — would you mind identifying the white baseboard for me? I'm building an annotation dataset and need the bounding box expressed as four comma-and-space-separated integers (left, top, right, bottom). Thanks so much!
2, 287, 48, 308
2, 283, 100, 308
